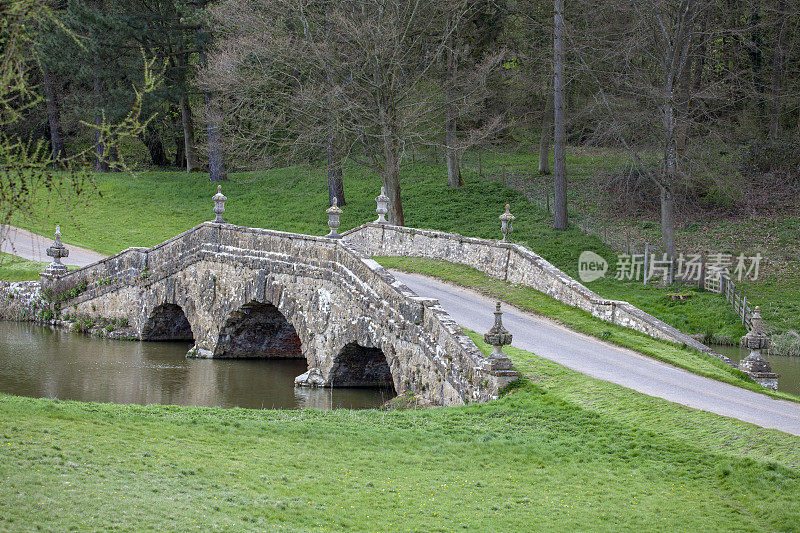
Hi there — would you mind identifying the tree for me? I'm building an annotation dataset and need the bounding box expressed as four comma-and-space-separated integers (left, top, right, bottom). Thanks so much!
1, 0, 159, 230
441, 0, 506, 188
204, 0, 501, 225
552, 0, 568, 230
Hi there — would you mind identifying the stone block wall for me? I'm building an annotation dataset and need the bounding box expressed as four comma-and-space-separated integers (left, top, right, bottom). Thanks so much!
343, 223, 732, 365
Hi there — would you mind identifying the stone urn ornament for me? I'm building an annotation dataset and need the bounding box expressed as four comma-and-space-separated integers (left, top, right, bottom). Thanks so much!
375, 187, 390, 224
44, 225, 69, 277
212, 185, 227, 223
484, 302, 513, 358
326, 197, 343, 239
499, 204, 515, 242
738, 306, 779, 389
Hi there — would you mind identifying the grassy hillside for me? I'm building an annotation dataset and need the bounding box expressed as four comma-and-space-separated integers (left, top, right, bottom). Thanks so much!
459, 147, 799, 338
1, 337, 799, 531
7, 158, 746, 344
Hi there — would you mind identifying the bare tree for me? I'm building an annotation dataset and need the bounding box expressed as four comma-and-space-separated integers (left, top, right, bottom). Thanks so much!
566, 0, 711, 261
204, 0, 500, 225
552, 0, 568, 230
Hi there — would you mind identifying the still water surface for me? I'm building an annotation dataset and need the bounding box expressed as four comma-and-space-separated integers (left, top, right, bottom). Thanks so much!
712, 344, 800, 396
0, 321, 392, 409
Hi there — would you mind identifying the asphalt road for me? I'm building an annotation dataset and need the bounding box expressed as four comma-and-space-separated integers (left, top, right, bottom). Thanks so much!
392, 270, 800, 436
1, 225, 107, 267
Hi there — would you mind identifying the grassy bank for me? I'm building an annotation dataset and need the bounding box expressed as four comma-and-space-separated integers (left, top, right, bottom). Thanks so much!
377, 256, 798, 403
1, 335, 799, 531
0, 253, 65, 282
8, 160, 746, 343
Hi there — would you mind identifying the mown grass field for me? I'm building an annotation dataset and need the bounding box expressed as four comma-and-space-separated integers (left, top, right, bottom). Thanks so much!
0, 253, 47, 282
1, 334, 799, 531
7, 156, 746, 344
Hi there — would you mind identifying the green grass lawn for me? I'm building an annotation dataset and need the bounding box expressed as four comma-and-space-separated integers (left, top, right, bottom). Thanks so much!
1, 336, 799, 531
0, 253, 78, 282
7, 159, 746, 344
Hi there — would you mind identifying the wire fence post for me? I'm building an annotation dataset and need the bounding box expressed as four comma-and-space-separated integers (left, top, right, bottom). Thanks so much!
643, 243, 649, 285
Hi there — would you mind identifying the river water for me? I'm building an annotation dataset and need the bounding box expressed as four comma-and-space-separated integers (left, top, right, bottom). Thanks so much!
0, 321, 393, 410
711, 344, 800, 396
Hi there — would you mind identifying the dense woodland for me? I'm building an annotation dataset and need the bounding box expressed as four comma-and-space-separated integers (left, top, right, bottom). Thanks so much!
2, 0, 800, 257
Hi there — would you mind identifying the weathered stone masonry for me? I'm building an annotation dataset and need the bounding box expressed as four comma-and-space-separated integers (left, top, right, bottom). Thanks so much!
342, 222, 734, 366
39, 222, 519, 406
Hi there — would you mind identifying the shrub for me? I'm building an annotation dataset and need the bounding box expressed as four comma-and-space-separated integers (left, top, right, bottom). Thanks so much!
740, 139, 800, 181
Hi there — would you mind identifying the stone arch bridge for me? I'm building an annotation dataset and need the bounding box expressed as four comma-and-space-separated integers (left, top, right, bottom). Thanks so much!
40, 222, 518, 406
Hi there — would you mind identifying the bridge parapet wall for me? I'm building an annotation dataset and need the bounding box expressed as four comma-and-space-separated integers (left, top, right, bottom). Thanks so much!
43, 222, 518, 405
343, 223, 730, 363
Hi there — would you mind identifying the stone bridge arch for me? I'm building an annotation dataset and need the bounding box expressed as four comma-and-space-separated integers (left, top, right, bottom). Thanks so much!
141, 303, 195, 341
214, 300, 303, 359
43, 222, 518, 405
328, 342, 396, 391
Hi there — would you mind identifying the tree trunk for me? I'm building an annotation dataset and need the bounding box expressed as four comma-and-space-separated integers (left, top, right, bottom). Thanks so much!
445, 123, 462, 187
180, 96, 200, 172
196, 1, 227, 182
172, 104, 185, 168
382, 162, 404, 226
204, 91, 228, 182
41, 64, 65, 161
662, 94, 678, 262
552, 0, 568, 230
675, 52, 692, 156
538, 87, 552, 175
380, 105, 404, 226
445, 43, 463, 188
327, 137, 346, 207
660, 186, 676, 263
769, 0, 787, 141
92, 75, 109, 172
139, 124, 168, 167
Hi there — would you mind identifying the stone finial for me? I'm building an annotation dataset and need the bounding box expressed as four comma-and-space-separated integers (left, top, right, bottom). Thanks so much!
499, 204, 515, 242
750, 305, 764, 334
212, 185, 227, 223
739, 305, 779, 390
44, 225, 69, 277
375, 187, 390, 224
484, 301, 513, 358
326, 197, 343, 239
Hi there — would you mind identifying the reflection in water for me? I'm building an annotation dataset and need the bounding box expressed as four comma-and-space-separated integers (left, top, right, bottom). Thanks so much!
712, 344, 800, 396
0, 321, 393, 410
